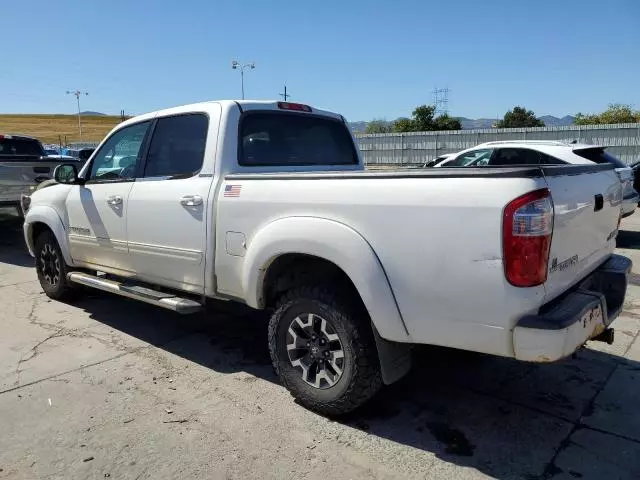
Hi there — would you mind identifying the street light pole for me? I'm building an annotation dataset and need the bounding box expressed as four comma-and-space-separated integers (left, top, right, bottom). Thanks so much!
231, 60, 255, 100
66, 90, 89, 140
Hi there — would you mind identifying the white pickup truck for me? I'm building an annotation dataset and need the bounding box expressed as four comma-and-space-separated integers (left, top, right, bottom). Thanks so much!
22, 100, 631, 415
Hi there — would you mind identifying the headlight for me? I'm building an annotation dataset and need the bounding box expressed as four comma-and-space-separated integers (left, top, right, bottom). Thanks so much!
20, 194, 31, 214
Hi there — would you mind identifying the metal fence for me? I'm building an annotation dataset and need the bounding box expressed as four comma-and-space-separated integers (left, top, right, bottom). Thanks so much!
355, 123, 640, 166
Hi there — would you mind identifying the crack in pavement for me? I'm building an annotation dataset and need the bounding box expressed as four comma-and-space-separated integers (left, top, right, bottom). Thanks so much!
0, 330, 198, 396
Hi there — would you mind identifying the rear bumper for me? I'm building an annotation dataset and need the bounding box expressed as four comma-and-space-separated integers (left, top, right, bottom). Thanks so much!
513, 254, 631, 362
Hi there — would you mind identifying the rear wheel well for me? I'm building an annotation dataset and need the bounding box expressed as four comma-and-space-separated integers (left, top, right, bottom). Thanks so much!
263, 254, 365, 312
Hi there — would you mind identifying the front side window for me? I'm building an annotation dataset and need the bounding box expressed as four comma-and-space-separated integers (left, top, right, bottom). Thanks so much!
88, 121, 150, 182
451, 149, 493, 167
143, 114, 208, 179
239, 112, 358, 166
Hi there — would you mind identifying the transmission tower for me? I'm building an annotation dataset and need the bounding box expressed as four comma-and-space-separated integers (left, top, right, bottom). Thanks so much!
432, 87, 449, 115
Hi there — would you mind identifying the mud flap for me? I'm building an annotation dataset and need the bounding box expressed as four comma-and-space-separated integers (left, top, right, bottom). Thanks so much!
372, 324, 412, 385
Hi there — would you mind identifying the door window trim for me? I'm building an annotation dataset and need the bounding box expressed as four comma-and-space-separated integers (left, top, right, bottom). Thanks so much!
136, 112, 210, 181
82, 120, 153, 185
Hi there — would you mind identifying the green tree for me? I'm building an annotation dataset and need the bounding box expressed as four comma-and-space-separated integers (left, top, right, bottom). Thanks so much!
433, 113, 462, 131
412, 105, 437, 131
496, 106, 545, 128
574, 104, 640, 125
391, 105, 462, 132
365, 119, 392, 134
391, 117, 415, 133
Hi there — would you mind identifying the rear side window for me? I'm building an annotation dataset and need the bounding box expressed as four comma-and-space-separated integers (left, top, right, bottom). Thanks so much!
574, 148, 626, 168
239, 112, 358, 166
490, 148, 540, 166
0, 137, 44, 157
144, 114, 208, 179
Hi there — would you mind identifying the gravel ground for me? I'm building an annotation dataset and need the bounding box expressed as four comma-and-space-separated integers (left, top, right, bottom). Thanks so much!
1, 209, 640, 479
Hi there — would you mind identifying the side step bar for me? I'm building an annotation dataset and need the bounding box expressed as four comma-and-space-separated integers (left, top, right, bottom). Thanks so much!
67, 272, 203, 314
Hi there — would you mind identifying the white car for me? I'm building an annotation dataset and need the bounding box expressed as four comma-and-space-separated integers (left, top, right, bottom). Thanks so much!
441, 140, 639, 217
22, 101, 630, 414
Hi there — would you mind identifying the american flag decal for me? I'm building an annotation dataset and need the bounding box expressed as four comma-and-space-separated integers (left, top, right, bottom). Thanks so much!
224, 184, 242, 197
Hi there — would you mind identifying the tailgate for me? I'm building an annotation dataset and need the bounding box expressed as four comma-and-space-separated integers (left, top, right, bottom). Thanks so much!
543, 165, 622, 302
0, 158, 62, 200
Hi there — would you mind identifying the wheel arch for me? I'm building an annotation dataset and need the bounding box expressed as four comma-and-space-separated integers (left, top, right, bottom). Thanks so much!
24, 205, 73, 265
242, 216, 410, 343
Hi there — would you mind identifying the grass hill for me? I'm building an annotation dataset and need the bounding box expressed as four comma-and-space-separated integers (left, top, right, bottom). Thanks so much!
0, 114, 125, 144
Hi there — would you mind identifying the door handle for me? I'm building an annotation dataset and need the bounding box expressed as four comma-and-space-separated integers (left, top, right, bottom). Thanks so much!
107, 195, 123, 205
180, 195, 203, 207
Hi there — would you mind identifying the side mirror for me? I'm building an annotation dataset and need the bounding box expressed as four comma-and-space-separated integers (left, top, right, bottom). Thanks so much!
53, 164, 79, 184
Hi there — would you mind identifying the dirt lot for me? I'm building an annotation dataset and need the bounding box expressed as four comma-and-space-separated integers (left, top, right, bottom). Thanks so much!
1, 210, 640, 479
0, 114, 123, 144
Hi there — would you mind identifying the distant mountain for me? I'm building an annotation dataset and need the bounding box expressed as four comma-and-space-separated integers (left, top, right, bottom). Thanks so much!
539, 115, 575, 127
457, 117, 496, 129
80, 111, 106, 116
349, 121, 369, 133
350, 115, 575, 133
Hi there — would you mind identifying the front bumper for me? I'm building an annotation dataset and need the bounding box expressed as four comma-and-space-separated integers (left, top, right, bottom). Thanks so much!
621, 192, 639, 218
513, 254, 631, 362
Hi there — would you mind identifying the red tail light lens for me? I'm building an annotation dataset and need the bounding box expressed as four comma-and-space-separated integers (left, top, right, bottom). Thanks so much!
277, 102, 312, 112
503, 188, 553, 287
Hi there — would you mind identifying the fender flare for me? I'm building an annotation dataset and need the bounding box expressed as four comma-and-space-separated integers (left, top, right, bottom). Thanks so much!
24, 205, 73, 266
242, 216, 410, 343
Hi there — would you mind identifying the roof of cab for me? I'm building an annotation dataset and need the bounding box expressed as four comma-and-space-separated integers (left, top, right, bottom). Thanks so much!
117, 100, 344, 131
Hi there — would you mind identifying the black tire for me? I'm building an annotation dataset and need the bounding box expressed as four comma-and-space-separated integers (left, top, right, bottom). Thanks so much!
34, 229, 77, 301
268, 285, 382, 416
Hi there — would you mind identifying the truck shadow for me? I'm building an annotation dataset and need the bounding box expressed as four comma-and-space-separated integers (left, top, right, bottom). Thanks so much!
66, 291, 639, 480
617, 228, 640, 250
0, 212, 36, 267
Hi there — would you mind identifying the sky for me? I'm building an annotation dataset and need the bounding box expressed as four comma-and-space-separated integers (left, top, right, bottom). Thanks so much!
1, 0, 639, 121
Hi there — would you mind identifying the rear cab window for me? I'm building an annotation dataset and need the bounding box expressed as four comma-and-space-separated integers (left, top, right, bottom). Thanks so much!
0, 136, 44, 158
239, 112, 358, 166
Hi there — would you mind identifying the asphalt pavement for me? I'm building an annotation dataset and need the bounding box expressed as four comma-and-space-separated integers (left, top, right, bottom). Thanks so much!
1, 209, 640, 479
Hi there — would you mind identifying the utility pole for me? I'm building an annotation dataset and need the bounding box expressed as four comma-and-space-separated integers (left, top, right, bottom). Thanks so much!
279, 85, 290, 101
432, 87, 450, 116
231, 60, 256, 100
66, 90, 89, 140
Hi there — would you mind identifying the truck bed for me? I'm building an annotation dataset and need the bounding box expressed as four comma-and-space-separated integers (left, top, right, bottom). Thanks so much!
217, 163, 620, 357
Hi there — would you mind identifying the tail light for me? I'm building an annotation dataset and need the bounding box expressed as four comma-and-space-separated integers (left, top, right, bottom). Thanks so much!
503, 188, 554, 287
277, 102, 312, 112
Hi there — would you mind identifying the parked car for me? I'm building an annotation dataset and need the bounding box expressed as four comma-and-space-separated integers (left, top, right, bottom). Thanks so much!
22, 101, 630, 415
629, 160, 640, 201
0, 134, 81, 217
422, 153, 456, 168
441, 141, 638, 218
572, 148, 638, 218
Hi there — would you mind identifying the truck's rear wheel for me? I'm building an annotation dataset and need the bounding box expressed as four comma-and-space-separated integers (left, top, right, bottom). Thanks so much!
34, 230, 78, 301
268, 285, 382, 416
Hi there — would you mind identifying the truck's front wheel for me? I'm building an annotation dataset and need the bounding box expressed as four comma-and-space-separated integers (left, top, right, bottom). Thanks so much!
34, 230, 78, 301
268, 286, 382, 416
